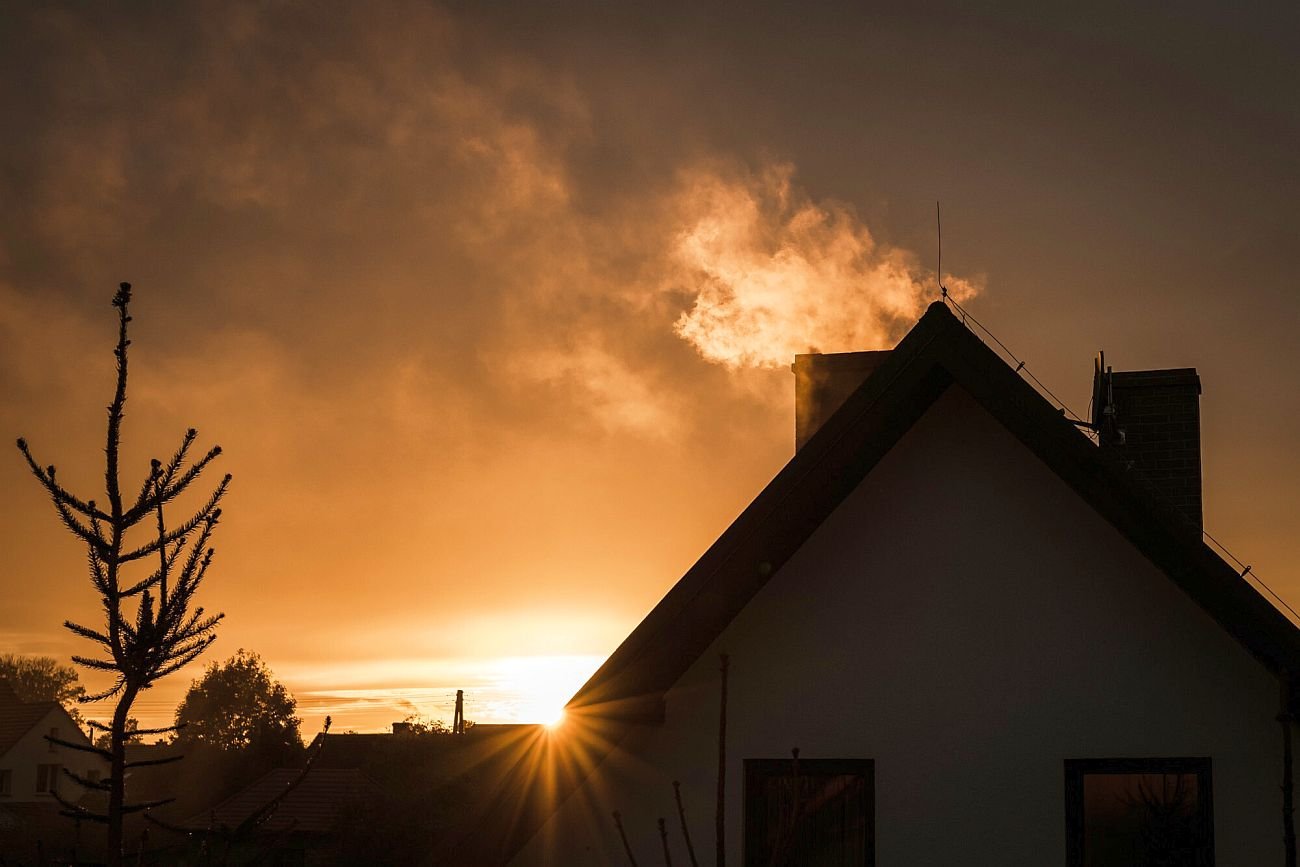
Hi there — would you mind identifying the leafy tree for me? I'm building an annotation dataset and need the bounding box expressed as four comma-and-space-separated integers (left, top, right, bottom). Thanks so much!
16, 283, 229, 866
0, 653, 87, 724
174, 649, 302, 757
396, 714, 474, 735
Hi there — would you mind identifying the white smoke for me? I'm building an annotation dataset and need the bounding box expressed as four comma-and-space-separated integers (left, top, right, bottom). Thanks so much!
667, 162, 981, 369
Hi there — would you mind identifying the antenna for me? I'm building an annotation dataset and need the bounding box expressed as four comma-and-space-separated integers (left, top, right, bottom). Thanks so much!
936, 201, 947, 300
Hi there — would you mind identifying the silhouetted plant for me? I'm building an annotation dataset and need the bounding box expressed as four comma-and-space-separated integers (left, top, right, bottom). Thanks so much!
16, 282, 229, 866
1120, 774, 1201, 866
173, 649, 301, 757
0, 653, 88, 724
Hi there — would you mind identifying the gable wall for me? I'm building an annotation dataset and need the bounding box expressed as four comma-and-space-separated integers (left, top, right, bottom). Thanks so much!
512, 386, 1284, 865
0, 705, 106, 804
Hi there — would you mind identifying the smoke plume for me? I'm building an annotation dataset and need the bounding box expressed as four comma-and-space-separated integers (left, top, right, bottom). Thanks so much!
667, 163, 981, 369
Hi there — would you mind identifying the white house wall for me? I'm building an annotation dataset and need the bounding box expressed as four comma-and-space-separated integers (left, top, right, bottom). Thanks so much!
511, 384, 1287, 865
0, 705, 106, 804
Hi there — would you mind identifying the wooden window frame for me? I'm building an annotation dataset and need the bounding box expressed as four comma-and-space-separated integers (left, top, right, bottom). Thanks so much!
35, 763, 62, 795
744, 757, 875, 867
1064, 756, 1214, 867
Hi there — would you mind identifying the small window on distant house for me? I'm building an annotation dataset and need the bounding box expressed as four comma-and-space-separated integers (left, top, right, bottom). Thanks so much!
0, 769, 11, 796
48, 726, 58, 751
36, 763, 61, 795
744, 757, 874, 866
1064, 757, 1213, 867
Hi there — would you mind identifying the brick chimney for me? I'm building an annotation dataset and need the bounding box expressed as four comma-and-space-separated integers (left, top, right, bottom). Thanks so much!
792, 351, 892, 450
1092, 355, 1203, 529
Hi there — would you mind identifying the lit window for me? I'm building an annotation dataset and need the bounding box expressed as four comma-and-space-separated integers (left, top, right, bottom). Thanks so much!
35, 763, 61, 794
744, 757, 874, 866
1064, 757, 1213, 866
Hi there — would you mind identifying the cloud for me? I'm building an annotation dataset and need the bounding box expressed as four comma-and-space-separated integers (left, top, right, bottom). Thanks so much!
0, 0, 987, 730
511, 342, 684, 439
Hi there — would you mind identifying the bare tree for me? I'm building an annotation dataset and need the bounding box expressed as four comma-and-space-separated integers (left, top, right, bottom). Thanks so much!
16, 282, 229, 866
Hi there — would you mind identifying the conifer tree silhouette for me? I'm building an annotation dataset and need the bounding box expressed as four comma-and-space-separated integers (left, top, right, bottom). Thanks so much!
16, 282, 228, 866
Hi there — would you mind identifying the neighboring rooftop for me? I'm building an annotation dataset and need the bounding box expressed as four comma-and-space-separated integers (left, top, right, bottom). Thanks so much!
0, 678, 61, 757
185, 767, 382, 835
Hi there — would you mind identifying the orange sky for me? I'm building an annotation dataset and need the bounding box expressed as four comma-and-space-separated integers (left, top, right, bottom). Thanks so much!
2, 1, 1298, 736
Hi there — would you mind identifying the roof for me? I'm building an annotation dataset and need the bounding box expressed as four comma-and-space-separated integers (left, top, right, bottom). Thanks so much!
571, 301, 1300, 717
185, 767, 382, 835
309, 724, 542, 771
458, 300, 1300, 862
0, 680, 62, 758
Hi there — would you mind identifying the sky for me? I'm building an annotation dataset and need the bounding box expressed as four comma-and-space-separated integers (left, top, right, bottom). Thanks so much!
1, 1, 1297, 735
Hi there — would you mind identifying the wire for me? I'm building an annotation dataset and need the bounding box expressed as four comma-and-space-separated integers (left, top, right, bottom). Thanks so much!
941, 293, 1091, 426
940, 293, 1300, 627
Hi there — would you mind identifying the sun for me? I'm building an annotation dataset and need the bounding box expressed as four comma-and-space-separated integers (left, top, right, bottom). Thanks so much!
492, 654, 601, 727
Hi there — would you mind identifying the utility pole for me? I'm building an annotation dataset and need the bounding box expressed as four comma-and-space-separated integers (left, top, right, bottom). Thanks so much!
454, 689, 465, 735
716, 654, 729, 867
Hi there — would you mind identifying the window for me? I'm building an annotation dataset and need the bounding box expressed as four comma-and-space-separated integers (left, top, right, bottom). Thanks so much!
1065, 757, 1213, 867
48, 726, 58, 752
744, 757, 874, 866
86, 768, 101, 785
36, 763, 61, 795
0, 769, 11, 796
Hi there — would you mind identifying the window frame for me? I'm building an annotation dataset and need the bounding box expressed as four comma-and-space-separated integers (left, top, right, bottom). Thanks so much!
1064, 756, 1214, 867
35, 763, 62, 795
743, 757, 875, 867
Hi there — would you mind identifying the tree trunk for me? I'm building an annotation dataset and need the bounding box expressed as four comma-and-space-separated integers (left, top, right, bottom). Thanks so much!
108, 683, 140, 867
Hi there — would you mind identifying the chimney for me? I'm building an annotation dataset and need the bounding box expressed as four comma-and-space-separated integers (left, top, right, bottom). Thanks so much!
1092, 353, 1203, 529
392, 721, 412, 735
792, 351, 892, 450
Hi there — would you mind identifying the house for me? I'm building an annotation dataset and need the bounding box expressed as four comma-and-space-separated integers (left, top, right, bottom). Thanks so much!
454, 301, 1300, 865
0, 678, 108, 860
0, 678, 105, 804
177, 767, 383, 863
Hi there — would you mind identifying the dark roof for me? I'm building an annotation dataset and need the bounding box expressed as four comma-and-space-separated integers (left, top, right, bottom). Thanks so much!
458, 301, 1300, 863
0, 681, 61, 758
185, 768, 381, 835
310, 724, 541, 768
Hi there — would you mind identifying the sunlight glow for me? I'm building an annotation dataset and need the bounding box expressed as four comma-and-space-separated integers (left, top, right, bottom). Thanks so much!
280, 653, 603, 733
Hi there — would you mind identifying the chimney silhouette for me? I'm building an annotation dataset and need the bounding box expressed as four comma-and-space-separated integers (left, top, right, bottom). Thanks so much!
1092, 354, 1203, 529
792, 351, 891, 450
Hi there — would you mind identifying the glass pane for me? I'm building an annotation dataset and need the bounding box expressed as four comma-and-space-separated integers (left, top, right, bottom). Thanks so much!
1083, 772, 1202, 866
758, 772, 868, 867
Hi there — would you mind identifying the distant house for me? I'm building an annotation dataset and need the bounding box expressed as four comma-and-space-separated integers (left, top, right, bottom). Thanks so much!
309, 722, 541, 776
0, 679, 105, 804
0, 679, 107, 860
457, 302, 1300, 865
181, 767, 383, 862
